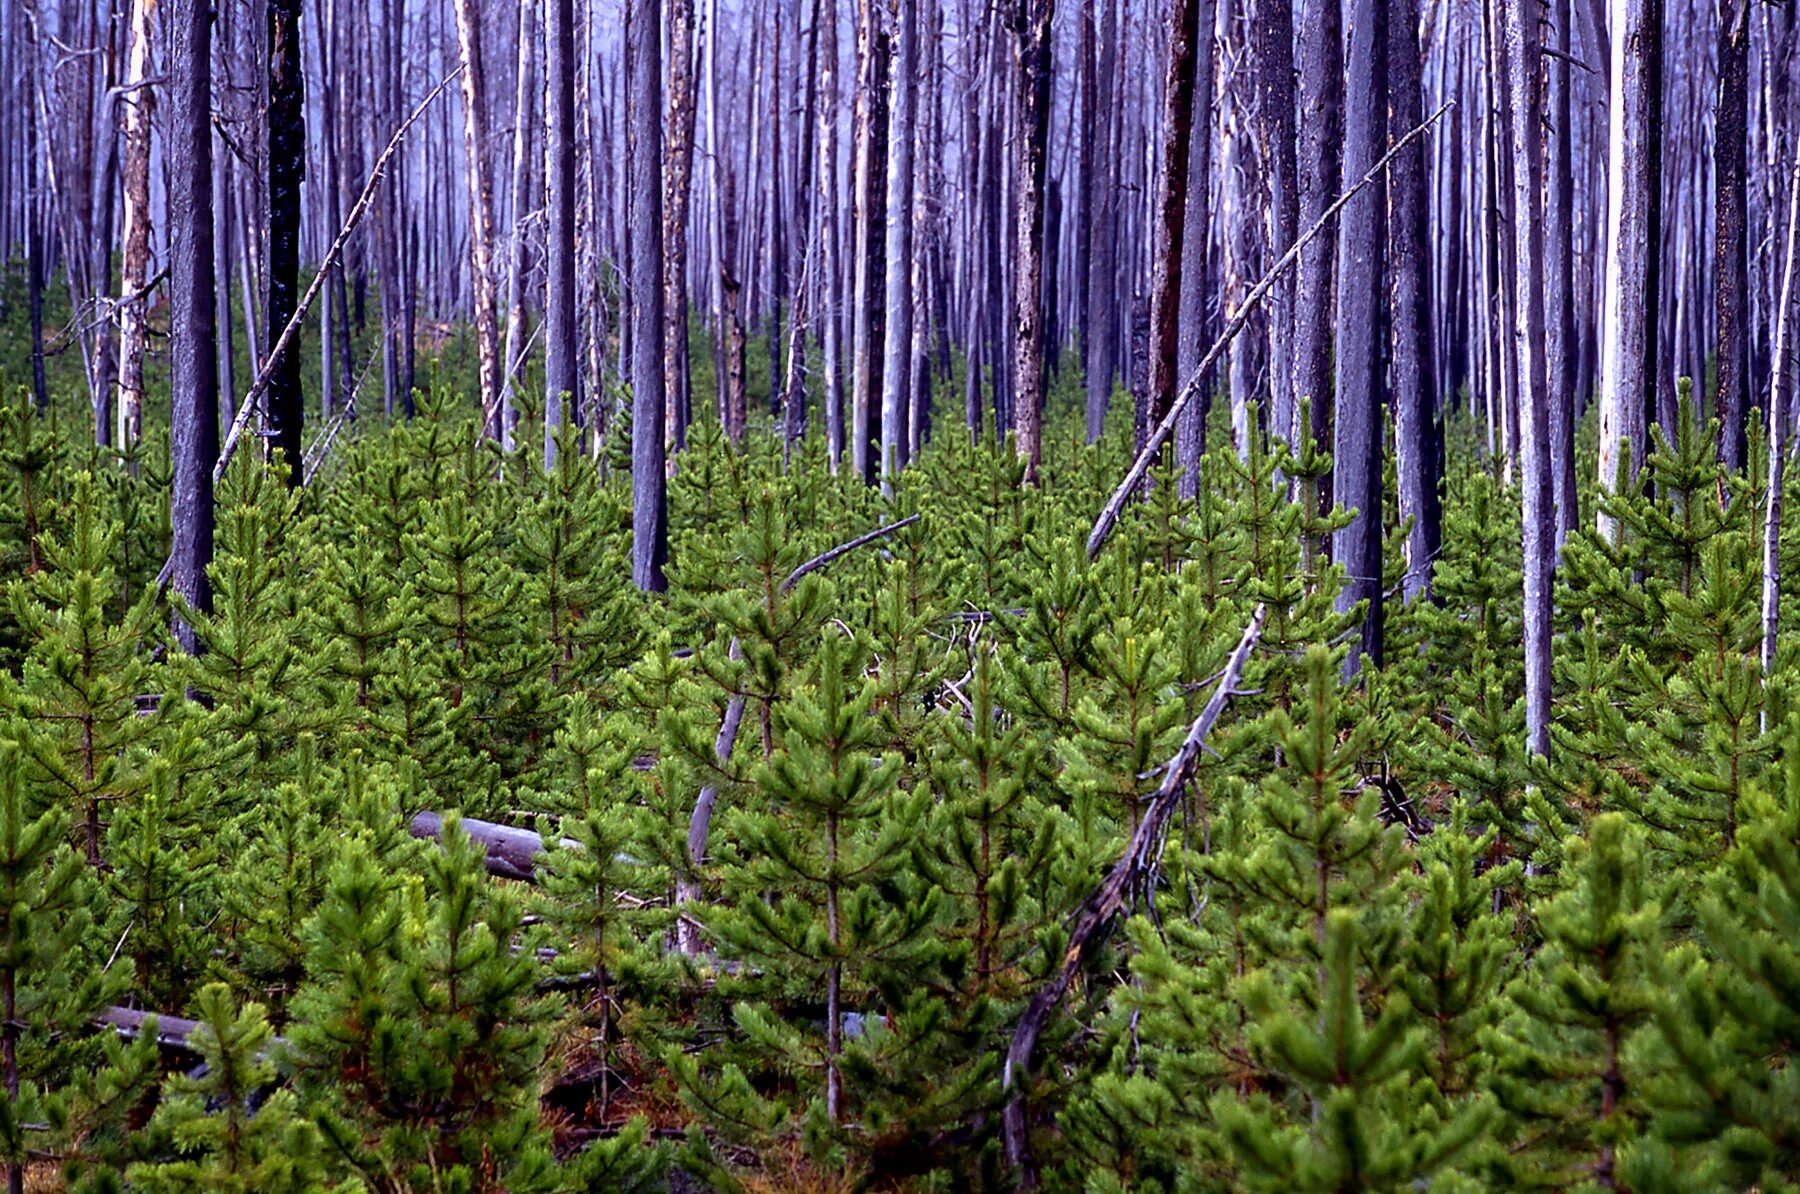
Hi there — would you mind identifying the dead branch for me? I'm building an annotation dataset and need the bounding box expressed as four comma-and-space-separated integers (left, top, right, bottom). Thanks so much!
1002, 603, 1266, 1183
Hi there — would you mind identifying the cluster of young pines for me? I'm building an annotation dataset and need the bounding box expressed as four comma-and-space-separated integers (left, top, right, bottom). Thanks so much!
0, 355, 1793, 1192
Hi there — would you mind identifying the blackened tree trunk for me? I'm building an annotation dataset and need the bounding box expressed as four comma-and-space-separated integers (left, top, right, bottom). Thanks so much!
1173, 0, 1215, 494
1011, 0, 1055, 484
1333, 0, 1388, 673
1146, 0, 1203, 447
851, 0, 889, 482
630, 0, 668, 591
1390, 0, 1440, 601
1293, 0, 1341, 478
545, 0, 579, 469
24, 25, 44, 414
1715, 0, 1749, 470
266, 0, 307, 487
1546, 0, 1578, 544
170, 0, 218, 651
1082, 0, 1117, 441
1255, 0, 1298, 451
665, 0, 698, 453
1509, 0, 1553, 757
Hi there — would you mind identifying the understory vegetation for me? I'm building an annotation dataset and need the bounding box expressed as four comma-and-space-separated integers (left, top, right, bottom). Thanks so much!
2, 371, 1798, 1192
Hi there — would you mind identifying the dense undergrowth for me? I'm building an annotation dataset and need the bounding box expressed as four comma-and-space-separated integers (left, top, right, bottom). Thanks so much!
1, 356, 1799, 1191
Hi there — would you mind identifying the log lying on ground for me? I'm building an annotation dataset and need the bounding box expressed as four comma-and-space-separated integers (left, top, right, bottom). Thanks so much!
409, 811, 579, 882
1001, 603, 1266, 1184
98, 1006, 289, 1054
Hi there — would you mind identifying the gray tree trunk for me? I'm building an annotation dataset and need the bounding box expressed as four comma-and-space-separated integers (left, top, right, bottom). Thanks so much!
169, 0, 218, 652
545, 0, 580, 468
1173, 0, 1215, 493
1332, 0, 1387, 674
1509, 0, 1553, 757
1293, 0, 1341, 501
881, 0, 917, 489
1390, 0, 1440, 601
1546, 0, 1578, 545
630, 0, 668, 591
1255, 0, 1298, 452
1598, 0, 1662, 538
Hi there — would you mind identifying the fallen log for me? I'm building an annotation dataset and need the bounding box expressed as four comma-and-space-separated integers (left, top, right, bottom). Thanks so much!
409, 811, 579, 883
1001, 603, 1266, 1184
97, 1006, 289, 1054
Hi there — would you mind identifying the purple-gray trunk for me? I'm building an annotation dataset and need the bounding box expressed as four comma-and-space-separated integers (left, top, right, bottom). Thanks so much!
170, 0, 218, 652
630, 0, 668, 591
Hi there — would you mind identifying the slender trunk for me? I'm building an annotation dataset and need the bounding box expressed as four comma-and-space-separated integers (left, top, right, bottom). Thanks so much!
1511, 0, 1553, 756
116, 0, 155, 448
1147, 0, 1203, 448
1174, 0, 1215, 491
818, 0, 844, 467
1334, 0, 1388, 673
880, 0, 917, 489
851, 0, 889, 482
1546, 0, 1578, 545
170, 0, 218, 653
1082, 0, 1117, 441
1255, 0, 1298, 451
545, 0, 579, 468
629, 0, 668, 591
1716, 0, 1750, 470
665, 0, 697, 452
1392, 0, 1440, 600
1760, 146, 1800, 728
266, 0, 306, 486
501, 0, 537, 453
1011, 0, 1055, 484
24, 21, 45, 414
452, 0, 505, 431
1598, 0, 1662, 538
1293, 0, 1341, 507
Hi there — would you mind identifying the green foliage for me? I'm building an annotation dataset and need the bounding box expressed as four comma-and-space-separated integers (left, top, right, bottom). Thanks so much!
4, 363, 1800, 1190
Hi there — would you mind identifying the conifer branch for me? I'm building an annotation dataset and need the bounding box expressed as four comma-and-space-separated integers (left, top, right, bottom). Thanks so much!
1002, 602, 1266, 1184
677, 513, 925, 952
1085, 101, 1454, 561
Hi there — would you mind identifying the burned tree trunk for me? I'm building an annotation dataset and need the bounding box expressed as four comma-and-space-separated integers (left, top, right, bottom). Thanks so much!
630, 0, 668, 591
545, 0, 580, 468
116, 0, 155, 449
1333, 0, 1388, 673
1598, 0, 1662, 538
170, 0, 218, 652
452, 0, 505, 432
665, 0, 698, 453
1391, 0, 1440, 600
266, 0, 306, 485
1715, 0, 1749, 471
880, 0, 917, 487
1011, 0, 1055, 485
1146, 0, 1204, 447
1510, 0, 1553, 757
1293, 0, 1341, 474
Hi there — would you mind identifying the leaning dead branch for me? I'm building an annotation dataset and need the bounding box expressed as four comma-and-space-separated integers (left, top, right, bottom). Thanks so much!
1002, 602, 1266, 1183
